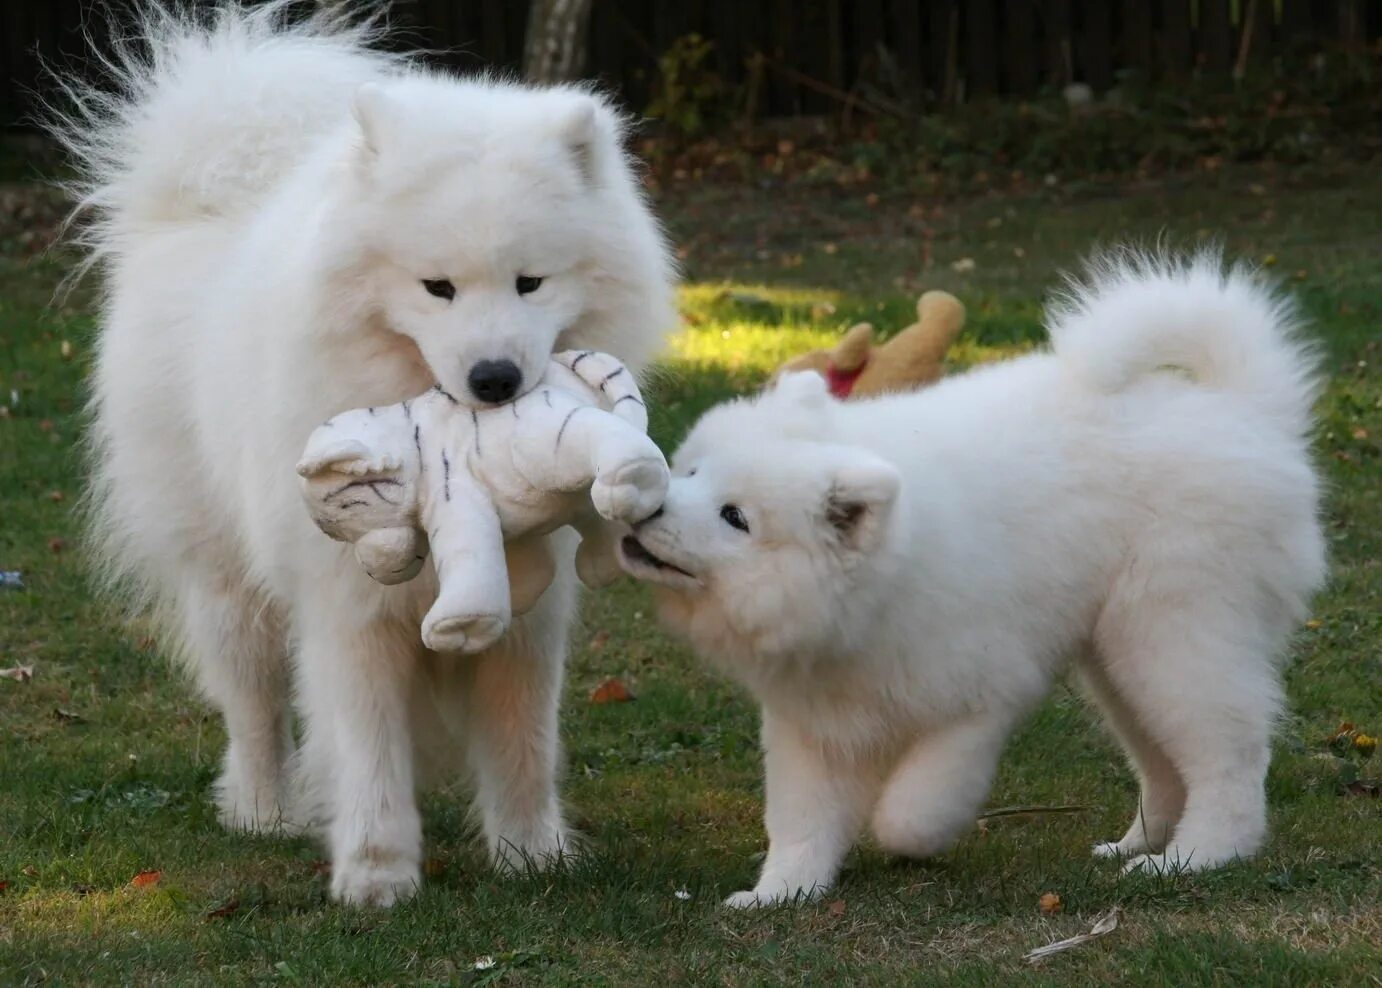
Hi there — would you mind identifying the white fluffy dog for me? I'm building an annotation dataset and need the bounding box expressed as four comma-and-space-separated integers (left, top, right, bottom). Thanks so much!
50, 2, 674, 905
620, 255, 1325, 907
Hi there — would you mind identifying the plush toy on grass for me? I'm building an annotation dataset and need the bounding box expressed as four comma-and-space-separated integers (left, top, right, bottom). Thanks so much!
777, 290, 966, 398
297, 351, 668, 654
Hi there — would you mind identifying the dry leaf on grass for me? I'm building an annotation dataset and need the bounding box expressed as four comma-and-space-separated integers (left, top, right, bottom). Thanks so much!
590, 678, 635, 704
130, 870, 162, 888
53, 708, 84, 723
205, 898, 240, 920
1, 665, 34, 683
1038, 892, 1063, 915
1024, 907, 1120, 964
827, 899, 847, 917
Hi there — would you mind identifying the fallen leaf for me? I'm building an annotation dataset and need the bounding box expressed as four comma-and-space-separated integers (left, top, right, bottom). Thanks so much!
827, 899, 846, 917
1305, 619, 1322, 629
424, 857, 448, 878
21, 866, 37, 878
309, 859, 331, 876
588, 630, 611, 652
951, 257, 976, 273
53, 708, 85, 723
1038, 892, 1063, 915
130, 869, 162, 888
38, 419, 54, 432
590, 678, 635, 704
205, 898, 240, 920
60, 340, 74, 360
1352, 427, 1369, 440
1, 665, 34, 683
48, 538, 66, 554
47, 490, 65, 502
1025, 907, 1120, 963
0, 880, 9, 892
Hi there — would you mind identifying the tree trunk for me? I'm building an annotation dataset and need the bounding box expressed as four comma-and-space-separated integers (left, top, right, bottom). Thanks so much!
523, 0, 595, 83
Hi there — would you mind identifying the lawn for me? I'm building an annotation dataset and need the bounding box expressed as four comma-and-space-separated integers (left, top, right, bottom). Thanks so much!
1, 157, 1379, 985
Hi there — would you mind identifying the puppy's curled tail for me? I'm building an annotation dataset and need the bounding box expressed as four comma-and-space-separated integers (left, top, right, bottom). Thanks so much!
1046, 249, 1322, 438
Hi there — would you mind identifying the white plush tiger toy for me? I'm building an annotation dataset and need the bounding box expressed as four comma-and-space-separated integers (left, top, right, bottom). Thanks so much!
296, 351, 668, 654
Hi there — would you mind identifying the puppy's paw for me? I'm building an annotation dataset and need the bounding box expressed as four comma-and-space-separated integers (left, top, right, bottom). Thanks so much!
330, 855, 420, 908
1092, 839, 1133, 860
723, 889, 770, 909
592, 457, 669, 524
423, 613, 507, 655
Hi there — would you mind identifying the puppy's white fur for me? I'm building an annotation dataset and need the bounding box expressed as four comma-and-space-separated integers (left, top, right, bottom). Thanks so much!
49, 2, 674, 905
621, 254, 1324, 906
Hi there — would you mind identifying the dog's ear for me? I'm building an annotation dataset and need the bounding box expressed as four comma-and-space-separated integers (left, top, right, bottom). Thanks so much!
771, 370, 831, 408
352, 82, 395, 156
558, 94, 619, 186
821, 450, 900, 556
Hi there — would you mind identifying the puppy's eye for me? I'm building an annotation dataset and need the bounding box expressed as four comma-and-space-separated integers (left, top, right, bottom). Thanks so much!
686, 468, 698, 477
516, 275, 544, 296
720, 504, 749, 533
422, 278, 455, 301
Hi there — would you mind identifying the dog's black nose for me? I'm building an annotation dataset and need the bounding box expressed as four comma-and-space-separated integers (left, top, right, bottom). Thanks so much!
468, 359, 522, 404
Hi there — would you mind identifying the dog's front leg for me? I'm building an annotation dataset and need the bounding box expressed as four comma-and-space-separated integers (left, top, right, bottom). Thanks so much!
458, 529, 577, 870
725, 711, 881, 908
295, 589, 422, 907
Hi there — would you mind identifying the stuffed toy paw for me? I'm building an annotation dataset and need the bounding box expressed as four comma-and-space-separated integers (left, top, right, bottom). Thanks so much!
776, 290, 965, 398
297, 351, 668, 654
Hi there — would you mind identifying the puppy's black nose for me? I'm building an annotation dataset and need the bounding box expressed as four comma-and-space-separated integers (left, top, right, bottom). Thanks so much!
468, 359, 522, 404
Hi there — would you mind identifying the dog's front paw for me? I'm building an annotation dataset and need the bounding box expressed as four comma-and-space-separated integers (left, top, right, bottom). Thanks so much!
723, 881, 825, 909
591, 457, 669, 524
330, 855, 420, 908
723, 889, 769, 909
422, 613, 507, 654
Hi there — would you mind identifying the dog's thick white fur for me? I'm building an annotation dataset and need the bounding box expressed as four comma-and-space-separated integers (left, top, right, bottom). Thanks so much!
49, 2, 674, 905
620, 254, 1324, 907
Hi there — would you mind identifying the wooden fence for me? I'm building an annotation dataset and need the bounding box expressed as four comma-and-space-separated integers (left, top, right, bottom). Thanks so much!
3, 1, 1379, 126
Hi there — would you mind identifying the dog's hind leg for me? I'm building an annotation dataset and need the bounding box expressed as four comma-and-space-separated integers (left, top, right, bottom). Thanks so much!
1093, 582, 1283, 873
1076, 651, 1185, 859
174, 567, 293, 834
869, 712, 1015, 861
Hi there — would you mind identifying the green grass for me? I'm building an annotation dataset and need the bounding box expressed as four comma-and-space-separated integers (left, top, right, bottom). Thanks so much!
2, 161, 1379, 985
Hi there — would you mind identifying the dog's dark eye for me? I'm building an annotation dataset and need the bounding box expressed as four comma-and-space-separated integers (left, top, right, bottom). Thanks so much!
720, 504, 749, 533
516, 275, 543, 296
422, 278, 455, 301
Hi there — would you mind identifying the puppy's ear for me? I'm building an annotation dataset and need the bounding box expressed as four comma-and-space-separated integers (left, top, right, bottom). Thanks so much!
822, 451, 901, 556
558, 93, 619, 185
771, 370, 831, 408
352, 82, 395, 156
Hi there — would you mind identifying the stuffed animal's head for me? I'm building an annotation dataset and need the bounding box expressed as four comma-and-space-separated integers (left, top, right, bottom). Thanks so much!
773, 290, 965, 399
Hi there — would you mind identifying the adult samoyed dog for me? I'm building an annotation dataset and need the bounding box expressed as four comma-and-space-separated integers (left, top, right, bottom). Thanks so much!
49, 2, 674, 905
619, 255, 1325, 907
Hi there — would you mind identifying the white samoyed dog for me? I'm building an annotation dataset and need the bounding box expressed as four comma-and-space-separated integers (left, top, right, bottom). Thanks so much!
619, 254, 1325, 907
49, 2, 674, 905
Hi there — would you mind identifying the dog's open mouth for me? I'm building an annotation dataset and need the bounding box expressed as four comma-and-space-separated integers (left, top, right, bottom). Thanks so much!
619, 535, 696, 581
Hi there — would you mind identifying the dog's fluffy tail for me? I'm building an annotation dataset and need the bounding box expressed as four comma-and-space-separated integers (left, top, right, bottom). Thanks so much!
40, 0, 395, 275
1047, 250, 1321, 436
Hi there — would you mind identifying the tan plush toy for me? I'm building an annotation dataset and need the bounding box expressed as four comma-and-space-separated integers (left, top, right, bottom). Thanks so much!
777, 290, 965, 399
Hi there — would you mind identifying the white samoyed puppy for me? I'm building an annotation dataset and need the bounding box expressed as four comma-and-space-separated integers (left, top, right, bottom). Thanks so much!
619, 254, 1325, 907
49, 2, 674, 905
